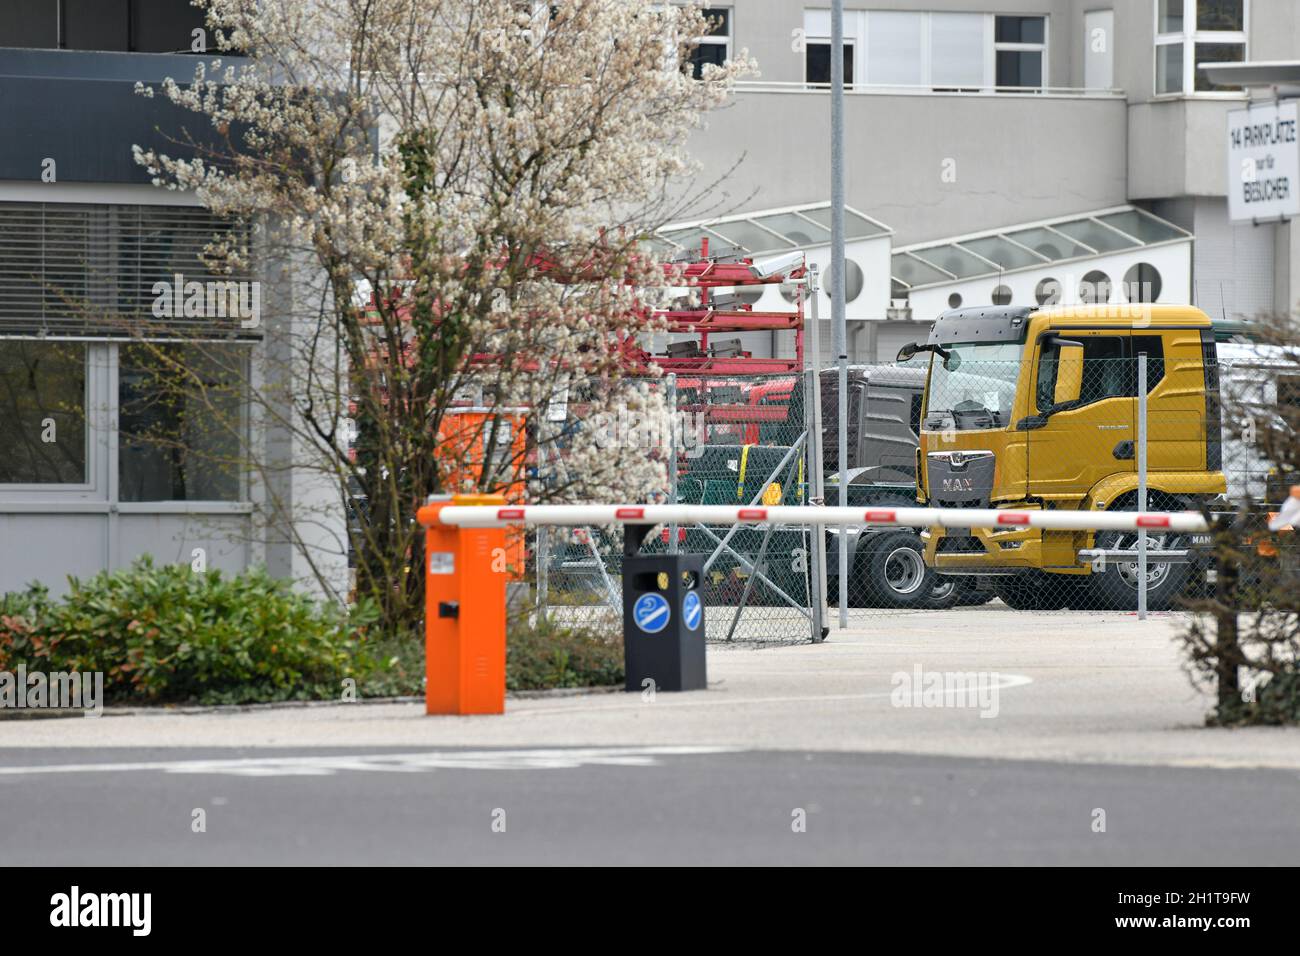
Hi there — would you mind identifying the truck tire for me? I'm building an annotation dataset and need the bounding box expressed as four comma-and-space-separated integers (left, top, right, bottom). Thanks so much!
1087, 529, 1192, 611
991, 571, 1073, 610
926, 576, 962, 609
1087, 495, 1195, 611
958, 580, 996, 606
858, 531, 934, 608
933, 577, 997, 607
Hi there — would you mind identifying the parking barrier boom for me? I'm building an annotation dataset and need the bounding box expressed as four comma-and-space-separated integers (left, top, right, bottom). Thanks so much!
418, 497, 1212, 716
436, 503, 1209, 534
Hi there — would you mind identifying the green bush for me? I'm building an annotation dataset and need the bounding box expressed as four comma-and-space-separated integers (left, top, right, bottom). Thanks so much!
506, 609, 623, 692
0, 558, 419, 706
0, 562, 625, 704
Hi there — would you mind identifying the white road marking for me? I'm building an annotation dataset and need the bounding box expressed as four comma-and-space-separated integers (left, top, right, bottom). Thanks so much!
518, 673, 1035, 715
0, 746, 738, 778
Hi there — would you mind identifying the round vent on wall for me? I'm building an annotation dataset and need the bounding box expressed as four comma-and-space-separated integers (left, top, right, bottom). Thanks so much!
1122, 262, 1162, 303
825, 259, 864, 303
1035, 277, 1062, 305
1079, 270, 1111, 304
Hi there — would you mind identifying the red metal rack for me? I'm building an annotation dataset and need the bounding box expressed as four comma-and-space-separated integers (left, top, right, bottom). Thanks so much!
631, 236, 806, 377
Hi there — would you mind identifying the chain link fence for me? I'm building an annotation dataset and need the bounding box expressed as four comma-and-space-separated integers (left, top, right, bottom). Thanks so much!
534, 371, 818, 644
528, 346, 1299, 638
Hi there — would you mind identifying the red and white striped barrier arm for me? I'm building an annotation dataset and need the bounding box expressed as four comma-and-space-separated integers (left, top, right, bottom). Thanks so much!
434, 504, 1209, 534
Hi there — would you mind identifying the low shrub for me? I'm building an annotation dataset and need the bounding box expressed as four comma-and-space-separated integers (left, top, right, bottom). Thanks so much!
506, 607, 623, 691
1, 563, 624, 704
0, 558, 416, 706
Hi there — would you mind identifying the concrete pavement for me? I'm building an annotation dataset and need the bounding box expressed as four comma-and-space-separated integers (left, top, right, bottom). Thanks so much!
2, 607, 1297, 768
4, 607, 1299, 865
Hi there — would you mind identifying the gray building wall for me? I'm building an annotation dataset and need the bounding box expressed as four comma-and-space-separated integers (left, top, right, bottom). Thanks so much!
683, 1, 1129, 244
679, 1, 1300, 325
684, 90, 1128, 245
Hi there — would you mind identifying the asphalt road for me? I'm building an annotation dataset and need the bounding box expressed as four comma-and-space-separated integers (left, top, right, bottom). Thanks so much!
2, 746, 1298, 865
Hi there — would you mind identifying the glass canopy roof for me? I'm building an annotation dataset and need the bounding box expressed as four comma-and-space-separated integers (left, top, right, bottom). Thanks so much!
656, 202, 891, 258
891, 207, 1191, 291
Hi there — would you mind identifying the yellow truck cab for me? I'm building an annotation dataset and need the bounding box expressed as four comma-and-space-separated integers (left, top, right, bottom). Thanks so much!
899, 303, 1225, 610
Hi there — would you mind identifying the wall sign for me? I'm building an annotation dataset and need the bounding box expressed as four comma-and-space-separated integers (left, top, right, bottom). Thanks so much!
1227, 101, 1300, 222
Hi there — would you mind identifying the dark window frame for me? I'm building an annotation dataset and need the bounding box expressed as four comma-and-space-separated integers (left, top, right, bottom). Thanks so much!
0, 340, 90, 487
1035, 334, 1168, 414
805, 40, 855, 89
117, 342, 250, 504
993, 14, 1046, 90
687, 6, 732, 79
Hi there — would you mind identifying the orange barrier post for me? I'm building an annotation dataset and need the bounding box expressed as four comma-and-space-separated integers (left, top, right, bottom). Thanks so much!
416, 493, 507, 715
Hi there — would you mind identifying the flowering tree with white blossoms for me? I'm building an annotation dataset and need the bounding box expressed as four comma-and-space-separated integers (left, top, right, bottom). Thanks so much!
132, 0, 752, 635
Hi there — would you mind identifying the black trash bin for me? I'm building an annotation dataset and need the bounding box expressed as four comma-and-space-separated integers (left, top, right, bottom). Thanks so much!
621, 548, 707, 693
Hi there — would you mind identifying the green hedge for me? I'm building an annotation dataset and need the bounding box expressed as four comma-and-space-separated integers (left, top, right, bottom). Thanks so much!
506, 604, 623, 692
0, 558, 420, 706
0, 561, 625, 705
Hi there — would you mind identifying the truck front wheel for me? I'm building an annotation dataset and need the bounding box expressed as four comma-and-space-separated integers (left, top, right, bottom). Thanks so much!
1087, 529, 1192, 611
1087, 494, 1195, 611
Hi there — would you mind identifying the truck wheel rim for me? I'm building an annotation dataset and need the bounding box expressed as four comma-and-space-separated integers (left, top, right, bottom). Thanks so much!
1114, 533, 1173, 590
885, 548, 926, 595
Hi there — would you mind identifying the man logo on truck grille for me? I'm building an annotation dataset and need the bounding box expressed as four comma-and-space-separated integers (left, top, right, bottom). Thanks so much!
632, 593, 671, 634
943, 477, 975, 492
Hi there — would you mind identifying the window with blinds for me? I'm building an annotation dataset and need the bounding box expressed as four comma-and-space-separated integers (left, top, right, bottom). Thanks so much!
0, 202, 257, 337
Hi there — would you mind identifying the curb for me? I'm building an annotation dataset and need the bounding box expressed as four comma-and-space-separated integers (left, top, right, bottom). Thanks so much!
0, 684, 624, 720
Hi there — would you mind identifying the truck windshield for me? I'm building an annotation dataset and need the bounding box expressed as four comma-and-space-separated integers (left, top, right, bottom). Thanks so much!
924, 342, 1024, 430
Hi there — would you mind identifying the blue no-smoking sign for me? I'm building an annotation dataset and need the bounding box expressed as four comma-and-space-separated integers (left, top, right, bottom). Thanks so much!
683, 591, 702, 631
632, 592, 671, 634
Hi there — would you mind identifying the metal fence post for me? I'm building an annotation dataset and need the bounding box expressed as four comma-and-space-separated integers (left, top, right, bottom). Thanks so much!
1138, 352, 1148, 620
536, 429, 548, 622
830, 0, 849, 632
1212, 512, 1242, 712
668, 372, 679, 556
806, 267, 827, 642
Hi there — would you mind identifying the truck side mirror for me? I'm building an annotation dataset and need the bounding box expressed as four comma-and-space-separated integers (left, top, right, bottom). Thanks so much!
1053, 343, 1084, 406
897, 343, 918, 362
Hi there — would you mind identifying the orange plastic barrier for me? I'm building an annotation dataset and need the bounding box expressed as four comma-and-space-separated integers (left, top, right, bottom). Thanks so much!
416, 493, 507, 715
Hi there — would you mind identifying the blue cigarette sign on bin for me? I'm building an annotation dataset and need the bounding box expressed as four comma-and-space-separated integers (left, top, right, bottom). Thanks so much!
632, 592, 671, 634
683, 591, 701, 631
